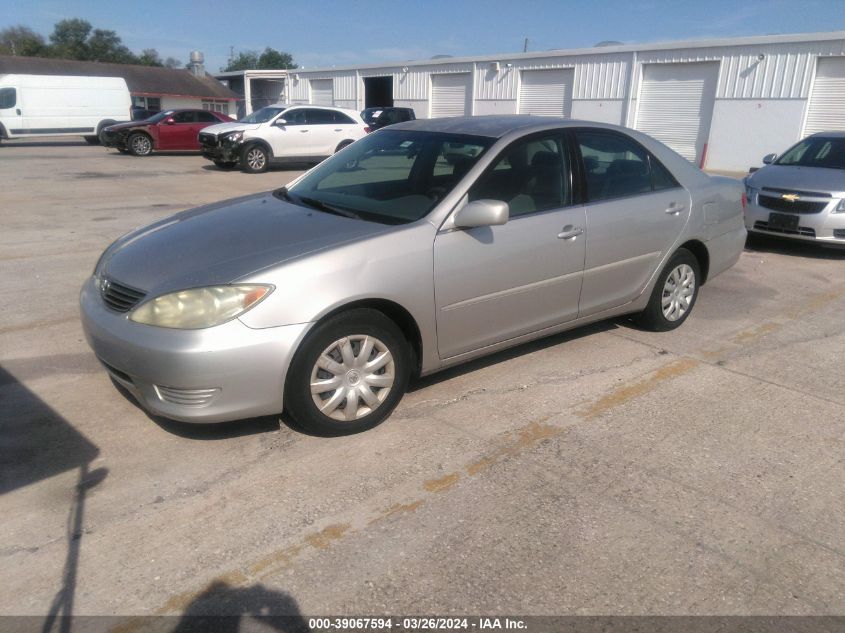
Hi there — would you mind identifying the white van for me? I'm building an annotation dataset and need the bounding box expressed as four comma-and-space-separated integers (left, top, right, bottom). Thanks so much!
0, 74, 131, 144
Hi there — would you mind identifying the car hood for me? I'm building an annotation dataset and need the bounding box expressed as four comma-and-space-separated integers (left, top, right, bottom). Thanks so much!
107, 121, 149, 131
98, 192, 392, 297
201, 121, 262, 136
748, 164, 845, 195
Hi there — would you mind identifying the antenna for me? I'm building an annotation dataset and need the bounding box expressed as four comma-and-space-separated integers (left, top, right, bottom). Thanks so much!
523, 37, 528, 53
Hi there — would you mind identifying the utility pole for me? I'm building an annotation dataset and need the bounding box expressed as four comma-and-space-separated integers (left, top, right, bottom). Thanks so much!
523, 38, 528, 53
228, 45, 234, 66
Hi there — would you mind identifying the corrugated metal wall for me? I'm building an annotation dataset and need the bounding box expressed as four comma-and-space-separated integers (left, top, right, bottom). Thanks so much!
636, 40, 845, 99
474, 54, 629, 100
289, 38, 845, 107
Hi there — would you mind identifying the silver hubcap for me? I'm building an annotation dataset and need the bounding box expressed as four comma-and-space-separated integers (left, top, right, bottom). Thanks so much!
246, 148, 266, 170
662, 263, 695, 321
132, 136, 151, 154
310, 335, 395, 422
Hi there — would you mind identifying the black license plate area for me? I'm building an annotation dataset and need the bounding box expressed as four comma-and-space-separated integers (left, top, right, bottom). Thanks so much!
768, 212, 799, 232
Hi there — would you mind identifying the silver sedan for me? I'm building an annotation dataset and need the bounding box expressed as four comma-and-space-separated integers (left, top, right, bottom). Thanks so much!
744, 132, 845, 246
80, 116, 746, 435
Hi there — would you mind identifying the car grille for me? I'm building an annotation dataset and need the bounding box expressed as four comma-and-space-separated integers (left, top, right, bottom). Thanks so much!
758, 194, 827, 214
198, 132, 218, 148
753, 221, 816, 238
155, 385, 221, 407
100, 278, 146, 312
100, 359, 133, 384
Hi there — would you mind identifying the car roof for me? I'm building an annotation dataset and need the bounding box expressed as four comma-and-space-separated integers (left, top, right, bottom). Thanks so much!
389, 115, 633, 139
269, 102, 361, 116
808, 131, 845, 139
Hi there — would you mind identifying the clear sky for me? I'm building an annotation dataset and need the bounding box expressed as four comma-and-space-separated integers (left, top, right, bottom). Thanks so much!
4, 0, 845, 72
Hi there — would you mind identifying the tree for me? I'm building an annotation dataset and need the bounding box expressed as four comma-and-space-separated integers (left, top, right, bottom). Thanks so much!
0, 25, 47, 56
258, 47, 297, 70
163, 56, 181, 69
49, 18, 92, 60
137, 48, 163, 67
87, 28, 135, 63
223, 47, 297, 71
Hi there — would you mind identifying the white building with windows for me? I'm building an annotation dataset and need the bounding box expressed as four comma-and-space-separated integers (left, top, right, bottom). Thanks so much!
285, 31, 845, 172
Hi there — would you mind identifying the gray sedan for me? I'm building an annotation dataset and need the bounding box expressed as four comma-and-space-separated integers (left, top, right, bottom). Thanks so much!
744, 132, 845, 245
80, 116, 746, 435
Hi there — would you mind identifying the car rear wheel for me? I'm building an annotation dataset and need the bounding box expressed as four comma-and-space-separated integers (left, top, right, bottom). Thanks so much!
241, 145, 269, 173
284, 309, 410, 435
334, 140, 353, 153
634, 248, 700, 332
128, 133, 153, 157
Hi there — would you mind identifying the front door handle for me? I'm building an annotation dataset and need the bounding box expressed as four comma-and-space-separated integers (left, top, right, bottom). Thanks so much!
557, 226, 584, 240
16, 109, 21, 115
334, 128, 343, 132
300, 129, 309, 133
665, 203, 685, 215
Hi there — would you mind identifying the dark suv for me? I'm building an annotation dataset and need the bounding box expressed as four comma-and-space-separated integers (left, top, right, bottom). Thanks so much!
361, 107, 416, 131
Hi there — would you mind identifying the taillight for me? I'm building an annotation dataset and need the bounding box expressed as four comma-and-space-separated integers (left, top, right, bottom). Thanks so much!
364, 126, 372, 134
741, 192, 748, 210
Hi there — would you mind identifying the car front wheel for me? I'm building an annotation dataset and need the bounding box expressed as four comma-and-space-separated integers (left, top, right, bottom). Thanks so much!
284, 309, 411, 435
128, 133, 153, 156
241, 145, 269, 173
635, 247, 700, 331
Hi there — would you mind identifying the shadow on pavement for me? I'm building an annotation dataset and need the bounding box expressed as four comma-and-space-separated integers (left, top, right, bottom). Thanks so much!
170, 581, 310, 633
0, 366, 100, 495
746, 233, 845, 260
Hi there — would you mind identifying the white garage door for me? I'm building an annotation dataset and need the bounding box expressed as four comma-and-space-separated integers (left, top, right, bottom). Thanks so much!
518, 69, 573, 117
635, 62, 719, 164
310, 79, 333, 106
431, 73, 471, 118
804, 58, 845, 135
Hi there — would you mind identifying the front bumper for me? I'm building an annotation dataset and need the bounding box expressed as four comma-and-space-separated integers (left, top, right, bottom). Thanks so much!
80, 277, 310, 423
745, 201, 845, 245
100, 129, 128, 150
200, 136, 241, 163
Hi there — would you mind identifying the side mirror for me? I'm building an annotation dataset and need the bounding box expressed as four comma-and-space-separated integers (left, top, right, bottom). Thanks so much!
164, 117, 175, 125
274, 118, 288, 126
762, 153, 777, 164
453, 199, 509, 229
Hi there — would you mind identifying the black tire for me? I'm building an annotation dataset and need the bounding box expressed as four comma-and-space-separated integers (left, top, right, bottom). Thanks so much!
241, 144, 269, 173
284, 309, 411, 436
334, 140, 353, 153
214, 160, 237, 170
84, 136, 100, 145
634, 248, 701, 332
128, 132, 153, 157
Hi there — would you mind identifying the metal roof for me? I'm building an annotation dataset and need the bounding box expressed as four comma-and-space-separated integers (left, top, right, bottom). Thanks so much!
294, 30, 845, 74
0, 55, 239, 100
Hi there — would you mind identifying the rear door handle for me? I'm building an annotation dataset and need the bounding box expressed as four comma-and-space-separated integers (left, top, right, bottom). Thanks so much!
665, 203, 685, 215
16, 109, 21, 115
557, 226, 584, 240
334, 128, 343, 132
300, 129, 309, 133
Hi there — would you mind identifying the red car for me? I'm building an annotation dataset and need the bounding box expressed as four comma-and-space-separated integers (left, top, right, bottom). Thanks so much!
101, 109, 234, 156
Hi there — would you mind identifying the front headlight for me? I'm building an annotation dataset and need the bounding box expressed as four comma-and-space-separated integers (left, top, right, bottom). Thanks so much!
834, 199, 845, 214
129, 285, 272, 329
224, 131, 244, 143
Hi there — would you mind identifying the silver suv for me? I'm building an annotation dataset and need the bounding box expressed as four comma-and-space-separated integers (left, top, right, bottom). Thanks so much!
199, 103, 369, 173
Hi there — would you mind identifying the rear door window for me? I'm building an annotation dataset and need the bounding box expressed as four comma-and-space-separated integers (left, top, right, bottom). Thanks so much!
0, 87, 16, 109
576, 131, 655, 202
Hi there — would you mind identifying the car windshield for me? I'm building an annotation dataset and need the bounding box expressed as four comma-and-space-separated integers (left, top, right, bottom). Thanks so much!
239, 106, 287, 124
776, 137, 845, 170
146, 110, 176, 123
361, 108, 383, 125
285, 130, 494, 224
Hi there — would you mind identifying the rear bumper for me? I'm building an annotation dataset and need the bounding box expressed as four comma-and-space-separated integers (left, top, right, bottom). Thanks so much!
80, 276, 310, 423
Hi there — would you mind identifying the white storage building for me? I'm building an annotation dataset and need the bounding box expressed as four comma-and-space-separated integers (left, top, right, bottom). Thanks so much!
287, 31, 845, 172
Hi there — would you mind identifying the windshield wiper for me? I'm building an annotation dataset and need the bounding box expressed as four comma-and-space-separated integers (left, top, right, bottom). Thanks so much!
295, 195, 361, 219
